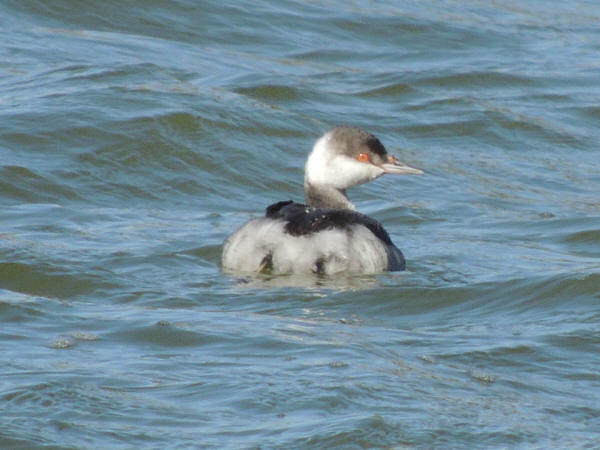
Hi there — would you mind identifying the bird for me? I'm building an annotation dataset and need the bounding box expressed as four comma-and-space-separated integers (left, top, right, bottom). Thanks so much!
221, 126, 423, 275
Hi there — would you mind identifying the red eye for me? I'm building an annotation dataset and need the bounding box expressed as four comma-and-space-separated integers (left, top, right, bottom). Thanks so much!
357, 153, 369, 163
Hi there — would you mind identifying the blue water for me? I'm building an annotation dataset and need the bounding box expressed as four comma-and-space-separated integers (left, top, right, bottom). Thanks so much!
1, 0, 600, 448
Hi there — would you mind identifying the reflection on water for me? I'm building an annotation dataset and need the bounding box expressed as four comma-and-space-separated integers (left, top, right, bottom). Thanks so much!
224, 271, 385, 290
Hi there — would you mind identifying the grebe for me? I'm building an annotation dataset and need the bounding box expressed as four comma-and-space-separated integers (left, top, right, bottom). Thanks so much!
222, 127, 423, 275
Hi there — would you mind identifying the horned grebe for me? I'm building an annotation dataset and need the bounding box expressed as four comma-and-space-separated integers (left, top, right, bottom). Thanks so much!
221, 127, 423, 275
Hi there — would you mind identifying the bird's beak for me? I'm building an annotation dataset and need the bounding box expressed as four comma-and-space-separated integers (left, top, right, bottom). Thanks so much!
381, 154, 424, 175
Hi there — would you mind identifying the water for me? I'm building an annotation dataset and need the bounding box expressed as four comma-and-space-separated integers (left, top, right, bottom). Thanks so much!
1, 0, 600, 447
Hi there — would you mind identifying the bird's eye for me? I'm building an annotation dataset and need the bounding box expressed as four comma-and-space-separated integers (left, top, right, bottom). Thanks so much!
357, 153, 369, 163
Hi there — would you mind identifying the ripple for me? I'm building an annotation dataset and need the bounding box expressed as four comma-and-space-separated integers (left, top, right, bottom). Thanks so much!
0, 165, 81, 204
235, 84, 304, 102
2, 0, 600, 447
0, 262, 107, 300
356, 81, 416, 98
564, 228, 600, 244
416, 71, 539, 89
110, 322, 218, 347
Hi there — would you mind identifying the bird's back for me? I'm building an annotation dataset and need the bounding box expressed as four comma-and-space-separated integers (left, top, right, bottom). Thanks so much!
222, 201, 405, 275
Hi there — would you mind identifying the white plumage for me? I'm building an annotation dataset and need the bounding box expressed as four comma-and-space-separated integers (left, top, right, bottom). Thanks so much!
222, 127, 423, 275
222, 218, 390, 275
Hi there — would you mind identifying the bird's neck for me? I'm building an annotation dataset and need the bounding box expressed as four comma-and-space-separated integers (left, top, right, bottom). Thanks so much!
304, 181, 356, 210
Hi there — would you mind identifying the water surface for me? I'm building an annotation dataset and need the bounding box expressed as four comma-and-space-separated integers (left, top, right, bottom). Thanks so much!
1, 0, 600, 448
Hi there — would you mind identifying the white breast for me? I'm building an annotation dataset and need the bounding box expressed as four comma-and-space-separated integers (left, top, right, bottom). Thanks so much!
221, 217, 390, 275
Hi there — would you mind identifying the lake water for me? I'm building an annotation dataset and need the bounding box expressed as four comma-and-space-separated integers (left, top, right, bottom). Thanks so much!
1, 0, 600, 448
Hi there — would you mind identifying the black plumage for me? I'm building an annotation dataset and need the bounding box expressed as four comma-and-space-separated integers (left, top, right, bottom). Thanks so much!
265, 200, 405, 270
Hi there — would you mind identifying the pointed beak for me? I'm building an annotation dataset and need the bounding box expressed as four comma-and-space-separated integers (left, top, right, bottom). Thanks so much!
381, 154, 424, 175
